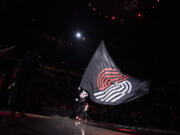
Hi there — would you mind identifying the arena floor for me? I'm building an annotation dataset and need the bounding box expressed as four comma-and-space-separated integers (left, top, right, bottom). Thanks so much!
0, 111, 179, 135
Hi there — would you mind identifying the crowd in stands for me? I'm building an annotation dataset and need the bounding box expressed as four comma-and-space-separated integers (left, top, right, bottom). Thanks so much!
0, 61, 179, 131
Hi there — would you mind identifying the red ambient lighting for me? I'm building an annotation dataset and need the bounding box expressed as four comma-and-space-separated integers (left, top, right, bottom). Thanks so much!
117, 128, 135, 132
112, 16, 116, 20
137, 13, 142, 17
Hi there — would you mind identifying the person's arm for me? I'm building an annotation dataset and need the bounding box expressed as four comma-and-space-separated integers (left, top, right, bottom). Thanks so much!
84, 103, 89, 112
8, 82, 16, 90
75, 87, 82, 101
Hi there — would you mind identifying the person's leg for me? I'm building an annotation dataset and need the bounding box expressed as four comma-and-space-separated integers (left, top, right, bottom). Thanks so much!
84, 111, 88, 123
76, 103, 83, 120
19, 89, 26, 115
81, 111, 87, 123
75, 105, 80, 120
10, 89, 19, 116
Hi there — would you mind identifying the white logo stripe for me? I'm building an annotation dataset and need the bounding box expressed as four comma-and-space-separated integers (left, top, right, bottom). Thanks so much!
110, 82, 132, 102
95, 85, 123, 99
105, 92, 125, 102
94, 81, 132, 103
94, 80, 129, 96
94, 84, 117, 96
94, 81, 129, 97
127, 81, 132, 93
110, 94, 125, 103
105, 83, 129, 102
97, 84, 125, 101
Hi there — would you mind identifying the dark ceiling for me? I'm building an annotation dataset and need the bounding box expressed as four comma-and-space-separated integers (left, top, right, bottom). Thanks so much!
0, 0, 175, 84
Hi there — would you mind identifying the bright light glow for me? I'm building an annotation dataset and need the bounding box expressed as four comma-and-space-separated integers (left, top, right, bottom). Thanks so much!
76, 32, 82, 38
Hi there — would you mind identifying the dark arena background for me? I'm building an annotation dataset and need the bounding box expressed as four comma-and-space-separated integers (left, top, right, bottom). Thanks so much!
0, 0, 179, 135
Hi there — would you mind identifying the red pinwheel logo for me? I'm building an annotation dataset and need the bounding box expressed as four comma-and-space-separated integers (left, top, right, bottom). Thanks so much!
97, 68, 130, 91
94, 68, 132, 103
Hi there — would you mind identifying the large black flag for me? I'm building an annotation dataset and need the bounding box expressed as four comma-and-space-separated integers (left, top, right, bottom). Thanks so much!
80, 40, 149, 105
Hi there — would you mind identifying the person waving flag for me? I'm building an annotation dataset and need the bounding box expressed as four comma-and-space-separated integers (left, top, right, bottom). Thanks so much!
80, 40, 149, 105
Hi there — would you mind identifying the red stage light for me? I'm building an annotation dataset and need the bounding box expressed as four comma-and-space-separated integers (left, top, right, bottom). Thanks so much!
137, 13, 142, 17
112, 16, 116, 20
88, 3, 92, 7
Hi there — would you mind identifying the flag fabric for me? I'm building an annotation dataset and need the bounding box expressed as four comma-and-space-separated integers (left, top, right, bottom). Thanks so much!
80, 40, 149, 105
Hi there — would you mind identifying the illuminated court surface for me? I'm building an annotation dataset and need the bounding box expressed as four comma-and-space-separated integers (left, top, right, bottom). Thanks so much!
0, 111, 179, 135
